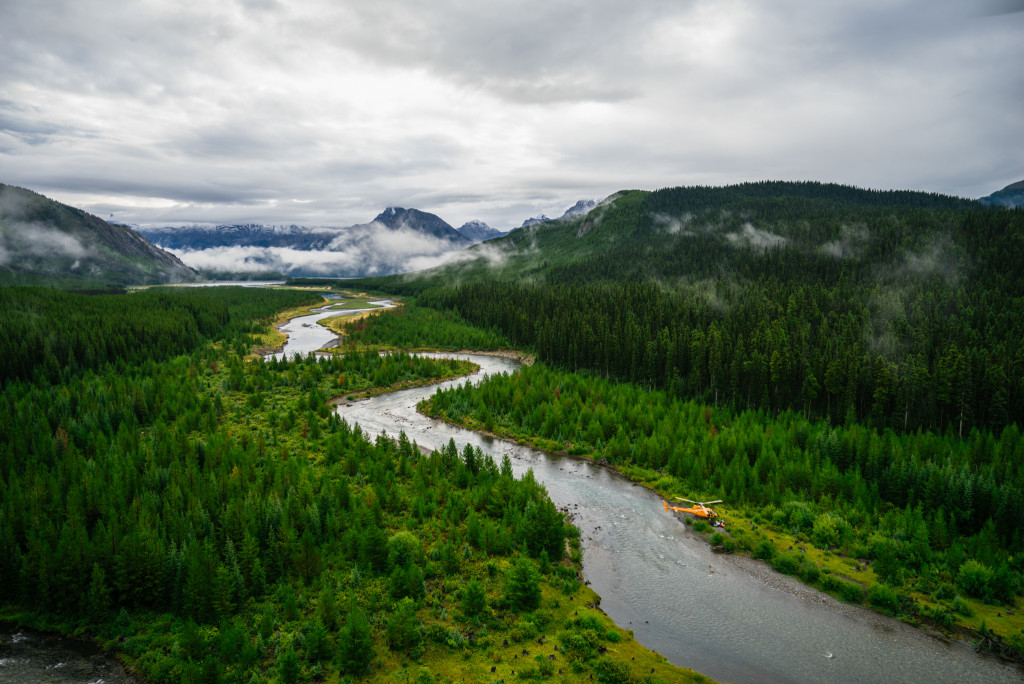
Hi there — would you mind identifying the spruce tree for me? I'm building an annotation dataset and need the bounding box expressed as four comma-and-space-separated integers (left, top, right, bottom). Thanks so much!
339, 605, 375, 676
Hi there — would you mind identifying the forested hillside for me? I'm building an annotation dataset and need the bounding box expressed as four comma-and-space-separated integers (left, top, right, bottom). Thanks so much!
0, 184, 200, 286
347, 182, 1024, 436
0, 286, 692, 683
332, 181, 1024, 649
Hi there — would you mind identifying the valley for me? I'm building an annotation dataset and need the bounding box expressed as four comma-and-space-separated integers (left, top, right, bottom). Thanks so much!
1, 180, 1022, 684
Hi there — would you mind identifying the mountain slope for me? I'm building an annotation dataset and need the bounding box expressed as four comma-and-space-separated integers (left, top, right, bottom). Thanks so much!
980, 180, 1024, 208
347, 180, 1023, 436
0, 184, 200, 286
361, 181, 986, 289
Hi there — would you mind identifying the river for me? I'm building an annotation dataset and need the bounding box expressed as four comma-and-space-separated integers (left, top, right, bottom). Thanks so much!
0, 624, 135, 683
270, 298, 396, 360
6, 304, 1017, 683
333, 350, 1021, 684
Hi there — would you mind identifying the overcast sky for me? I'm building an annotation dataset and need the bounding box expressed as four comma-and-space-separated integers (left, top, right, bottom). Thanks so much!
1, 0, 1021, 230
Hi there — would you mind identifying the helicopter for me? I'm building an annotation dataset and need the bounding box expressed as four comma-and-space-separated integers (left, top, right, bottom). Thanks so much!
663, 498, 725, 524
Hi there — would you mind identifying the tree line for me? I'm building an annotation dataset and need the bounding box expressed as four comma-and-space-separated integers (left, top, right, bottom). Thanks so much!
422, 362, 1023, 616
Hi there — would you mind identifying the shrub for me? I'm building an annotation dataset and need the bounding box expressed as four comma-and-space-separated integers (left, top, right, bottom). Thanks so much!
710, 532, 724, 546
799, 560, 820, 584
868, 584, 903, 613
772, 553, 800, 575
752, 538, 776, 561
838, 581, 865, 604
509, 619, 538, 643
692, 520, 709, 533
593, 659, 639, 683
929, 606, 955, 628
951, 595, 974, 617
957, 560, 993, 600
557, 630, 597, 661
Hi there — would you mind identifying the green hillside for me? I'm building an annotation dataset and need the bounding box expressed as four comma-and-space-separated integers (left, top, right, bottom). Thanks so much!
0, 183, 200, 286
337, 181, 1023, 436
323, 181, 1024, 653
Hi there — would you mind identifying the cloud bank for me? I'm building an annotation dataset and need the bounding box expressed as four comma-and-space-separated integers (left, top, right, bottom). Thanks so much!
1, 0, 1021, 239
168, 221, 472, 277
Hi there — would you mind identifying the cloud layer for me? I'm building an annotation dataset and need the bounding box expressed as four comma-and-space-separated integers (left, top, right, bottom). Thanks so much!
167, 221, 473, 277
1, 0, 1021, 232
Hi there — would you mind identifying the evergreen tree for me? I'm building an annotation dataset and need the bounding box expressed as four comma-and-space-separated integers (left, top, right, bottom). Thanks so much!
505, 557, 542, 611
386, 597, 421, 651
339, 605, 375, 676
87, 562, 112, 623
461, 579, 487, 617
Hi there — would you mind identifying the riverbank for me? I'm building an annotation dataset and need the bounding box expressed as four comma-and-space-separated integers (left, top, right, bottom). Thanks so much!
330, 361, 479, 405
417, 395, 1023, 672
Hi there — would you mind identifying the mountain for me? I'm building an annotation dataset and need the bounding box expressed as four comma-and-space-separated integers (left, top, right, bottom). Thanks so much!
560, 199, 597, 218
519, 200, 596, 229
371, 207, 470, 245
135, 224, 342, 251
0, 183, 200, 286
521, 214, 552, 228
457, 220, 509, 244
138, 207, 472, 278
351, 181, 989, 292
346, 179, 1023, 436
979, 180, 1024, 208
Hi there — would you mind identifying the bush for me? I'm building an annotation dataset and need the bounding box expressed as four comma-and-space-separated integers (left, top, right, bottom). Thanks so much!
819, 575, 842, 592
957, 560, 993, 600
799, 560, 820, 584
951, 595, 974, 617
929, 606, 955, 628
868, 584, 904, 613
509, 619, 538, 643
692, 520, 709, 533
772, 553, 800, 575
839, 581, 865, 604
557, 630, 597, 662
753, 538, 776, 561
710, 532, 724, 546
593, 659, 640, 683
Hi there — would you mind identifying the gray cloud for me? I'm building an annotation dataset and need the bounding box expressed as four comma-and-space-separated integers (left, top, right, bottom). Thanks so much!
0, 0, 1021, 236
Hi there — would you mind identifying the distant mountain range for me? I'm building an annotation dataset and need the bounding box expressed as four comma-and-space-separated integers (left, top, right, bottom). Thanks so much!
137, 200, 597, 277
979, 180, 1024, 208
0, 183, 199, 286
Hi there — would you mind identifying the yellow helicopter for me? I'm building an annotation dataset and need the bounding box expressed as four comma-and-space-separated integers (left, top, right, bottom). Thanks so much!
663, 497, 724, 523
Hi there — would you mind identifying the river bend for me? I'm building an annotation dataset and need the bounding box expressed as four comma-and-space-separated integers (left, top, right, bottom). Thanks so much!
334, 351, 1020, 684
